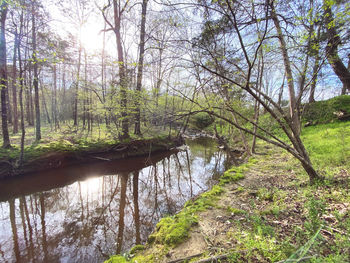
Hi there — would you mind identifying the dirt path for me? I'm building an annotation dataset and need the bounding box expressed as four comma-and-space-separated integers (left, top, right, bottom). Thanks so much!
163, 145, 295, 262
130, 143, 350, 263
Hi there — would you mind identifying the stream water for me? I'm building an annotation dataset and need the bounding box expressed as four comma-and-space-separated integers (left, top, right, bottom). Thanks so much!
0, 137, 230, 263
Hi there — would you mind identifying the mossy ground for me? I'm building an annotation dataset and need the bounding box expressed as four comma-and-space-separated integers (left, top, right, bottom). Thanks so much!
0, 123, 173, 165
106, 121, 350, 263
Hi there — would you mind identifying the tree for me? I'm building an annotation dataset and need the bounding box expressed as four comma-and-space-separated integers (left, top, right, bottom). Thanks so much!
32, 0, 41, 141
102, 0, 130, 139
323, 0, 350, 92
134, 0, 149, 135
0, 1, 11, 148
183, 0, 322, 183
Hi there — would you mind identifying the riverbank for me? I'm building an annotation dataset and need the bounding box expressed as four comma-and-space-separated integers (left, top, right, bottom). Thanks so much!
0, 136, 184, 178
106, 121, 350, 262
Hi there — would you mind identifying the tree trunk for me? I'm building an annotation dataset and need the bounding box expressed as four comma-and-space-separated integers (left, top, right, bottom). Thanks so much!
0, 3, 10, 148
113, 1, 129, 139
323, 2, 350, 92
12, 30, 19, 134
270, 1, 300, 136
74, 45, 81, 127
341, 54, 350, 95
134, 0, 148, 136
32, 2, 41, 141
309, 27, 321, 103
18, 14, 25, 165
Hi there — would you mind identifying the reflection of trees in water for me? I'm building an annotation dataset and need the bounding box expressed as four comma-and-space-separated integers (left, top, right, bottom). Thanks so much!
0, 139, 227, 262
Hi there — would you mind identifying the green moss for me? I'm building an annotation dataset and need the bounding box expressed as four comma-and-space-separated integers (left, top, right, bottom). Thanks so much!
131, 254, 154, 263
219, 158, 257, 185
129, 245, 145, 255
148, 213, 198, 246
104, 255, 128, 263
227, 206, 246, 215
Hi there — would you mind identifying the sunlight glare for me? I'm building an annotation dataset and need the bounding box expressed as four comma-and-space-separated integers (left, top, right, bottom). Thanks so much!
80, 177, 101, 197
79, 23, 103, 52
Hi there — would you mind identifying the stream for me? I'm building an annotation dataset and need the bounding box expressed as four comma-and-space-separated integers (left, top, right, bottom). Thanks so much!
0, 137, 230, 263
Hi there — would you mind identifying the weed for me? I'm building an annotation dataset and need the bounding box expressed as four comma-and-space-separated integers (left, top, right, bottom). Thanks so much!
304, 197, 325, 235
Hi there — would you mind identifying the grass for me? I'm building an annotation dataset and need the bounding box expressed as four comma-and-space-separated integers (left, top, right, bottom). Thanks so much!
105, 118, 349, 262
0, 122, 174, 164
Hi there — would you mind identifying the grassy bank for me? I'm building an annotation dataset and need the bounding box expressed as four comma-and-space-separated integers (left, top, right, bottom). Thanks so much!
0, 124, 182, 178
105, 120, 350, 262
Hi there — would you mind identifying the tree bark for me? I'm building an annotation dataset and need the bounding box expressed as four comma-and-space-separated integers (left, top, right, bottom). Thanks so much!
270, 1, 300, 136
323, 2, 350, 92
112, 1, 129, 139
341, 54, 350, 95
18, 12, 25, 165
309, 26, 321, 103
12, 29, 19, 134
32, 1, 41, 141
134, 0, 148, 136
0, 3, 10, 148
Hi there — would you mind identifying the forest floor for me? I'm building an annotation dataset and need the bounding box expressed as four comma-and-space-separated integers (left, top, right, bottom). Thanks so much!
109, 121, 350, 263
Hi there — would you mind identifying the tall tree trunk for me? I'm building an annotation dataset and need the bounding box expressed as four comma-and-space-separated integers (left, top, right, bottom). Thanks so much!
270, 1, 320, 183
52, 64, 59, 130
112, 1, 129, 139
270, 1, 300, 137
0, 3, 10, 148
17, 9, 25, 165
12, 30, 19, 134
341, 54, 350, 95
74, 45, 82, 127
134, 0, 148, 135
32, 1, 41, 141
323, 1, 350, 92
309, 26, 321, 103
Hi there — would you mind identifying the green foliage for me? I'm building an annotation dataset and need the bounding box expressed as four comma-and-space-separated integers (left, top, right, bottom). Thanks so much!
304, 197, 325, 235
302, 95, 350, 124
190, 112, 214, 130
104, 255, 128, 263
257, 188, 274, 201
129, 245, 145, 255
227, 206, 246, 215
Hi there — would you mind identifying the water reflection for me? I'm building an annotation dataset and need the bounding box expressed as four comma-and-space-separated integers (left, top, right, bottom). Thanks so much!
0, 138, 228, 263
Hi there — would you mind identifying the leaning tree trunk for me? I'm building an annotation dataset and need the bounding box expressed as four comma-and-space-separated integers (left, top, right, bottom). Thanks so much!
0, 3, 10, 148
270, 1, 320, 183
270, 2, 300, 137
323, 2, 350, 92
341, 54, 350, 95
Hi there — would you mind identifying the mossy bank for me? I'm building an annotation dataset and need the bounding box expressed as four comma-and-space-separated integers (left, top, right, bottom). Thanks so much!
0, 136, 184, 179
105, 121, 350, 262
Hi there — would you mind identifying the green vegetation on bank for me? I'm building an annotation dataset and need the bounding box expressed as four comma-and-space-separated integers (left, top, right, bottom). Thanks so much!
0, 124, 175, 166
302, 95, 350, 124
105, 117, 350, 263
